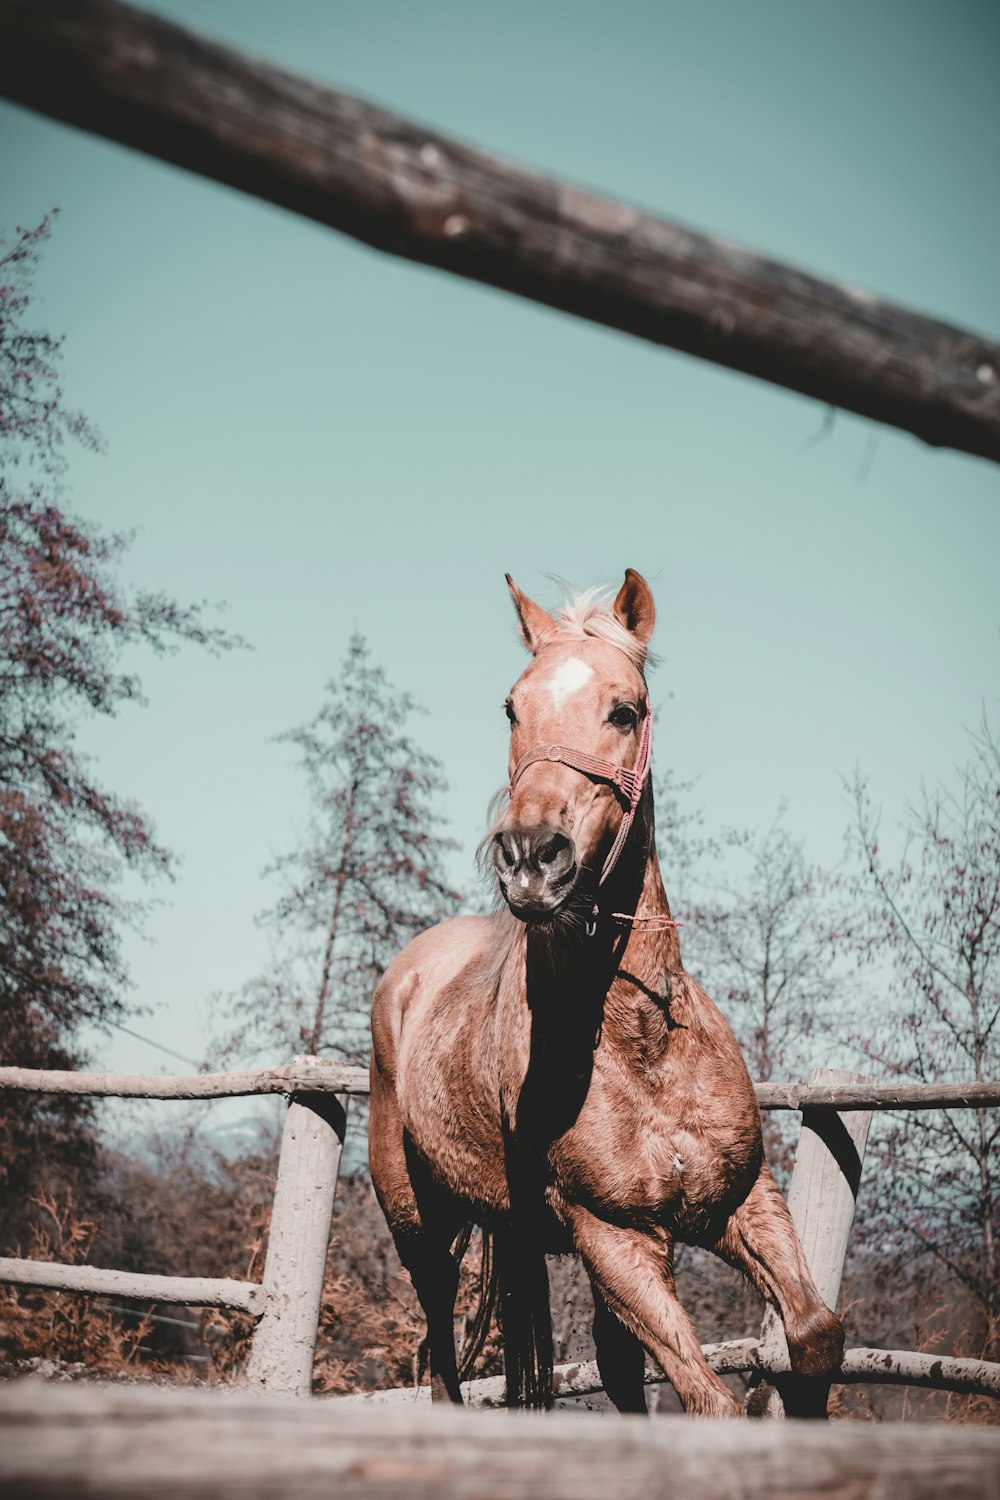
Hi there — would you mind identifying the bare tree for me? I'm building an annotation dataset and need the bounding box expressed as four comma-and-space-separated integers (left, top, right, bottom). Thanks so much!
675, 816, 841, 1172
842, 722, 1000, 1349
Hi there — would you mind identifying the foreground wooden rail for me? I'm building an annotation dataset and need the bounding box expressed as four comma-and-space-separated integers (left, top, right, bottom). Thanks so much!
2, 1383, 998, 1500
1, 0, 998, 464
2, 1059, 997, 1407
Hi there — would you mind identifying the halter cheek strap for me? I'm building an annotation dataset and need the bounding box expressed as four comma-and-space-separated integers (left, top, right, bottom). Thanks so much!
507, 706, 682, 935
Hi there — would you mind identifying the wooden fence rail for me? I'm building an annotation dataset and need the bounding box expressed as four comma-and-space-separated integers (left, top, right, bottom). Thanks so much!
340, 1342, 1000, 1409
1, 1062, 996, 1110
0, 1258, 265, 1313
1, 1058, 998, 1408
1, 0, 998, 464
0, 1060, 371, 1100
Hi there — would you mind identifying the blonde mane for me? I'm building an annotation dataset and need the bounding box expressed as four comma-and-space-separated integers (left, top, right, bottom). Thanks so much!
550, 585, 658, 673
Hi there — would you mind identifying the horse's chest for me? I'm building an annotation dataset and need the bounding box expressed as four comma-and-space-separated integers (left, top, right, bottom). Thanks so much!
551, 1067, 758, 1230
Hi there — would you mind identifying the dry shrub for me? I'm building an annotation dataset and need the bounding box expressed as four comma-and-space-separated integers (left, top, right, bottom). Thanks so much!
198, 1194, 272, 1380
198, 1176, 503, 1396
0, 1190, 159, 1375
313, 1261, 424, 1395
311, 1182, 503, 1395
835, 1267, 1000, 1426
894, 1308, 1000, 1427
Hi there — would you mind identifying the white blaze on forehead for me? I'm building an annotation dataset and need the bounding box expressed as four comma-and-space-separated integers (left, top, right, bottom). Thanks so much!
547, 656, 594, 710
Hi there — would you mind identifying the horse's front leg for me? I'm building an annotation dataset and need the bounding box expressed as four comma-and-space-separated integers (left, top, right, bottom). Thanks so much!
712, 1161, 844, 1389
393, 1219, 464, 1403
370, 1066, 465, 1403
568, 1204, 743, 1418
592, 1285, 648, 1414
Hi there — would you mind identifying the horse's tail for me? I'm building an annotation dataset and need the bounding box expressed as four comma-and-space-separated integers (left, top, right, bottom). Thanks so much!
493, 1227, 554, 1409
454, 1224, 498, 1384
451, 1222, 553, 1408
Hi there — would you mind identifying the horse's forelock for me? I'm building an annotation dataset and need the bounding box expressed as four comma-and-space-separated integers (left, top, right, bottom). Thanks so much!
551, 586, 658, 673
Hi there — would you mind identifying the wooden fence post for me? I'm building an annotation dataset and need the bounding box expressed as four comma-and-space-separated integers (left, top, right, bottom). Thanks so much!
245, 1071, 347, 1397
757, 1065, 874, 1417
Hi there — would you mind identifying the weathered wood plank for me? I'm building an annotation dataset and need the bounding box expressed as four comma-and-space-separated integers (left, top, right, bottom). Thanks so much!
0, 1258, 265, 1313
1, 1382, 997, 1500
754, 1079, 1000, 1112
0, 1060, 370, 1099
0, 0, 998, 462
339, 1341, 1000, 1408
1, 1063, 996, 1110
840, 1346, 1000, 1398
245, 1093, 347, 1396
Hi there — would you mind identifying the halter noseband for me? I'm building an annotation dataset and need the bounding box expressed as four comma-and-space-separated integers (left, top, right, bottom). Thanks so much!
507, 706, 680, 936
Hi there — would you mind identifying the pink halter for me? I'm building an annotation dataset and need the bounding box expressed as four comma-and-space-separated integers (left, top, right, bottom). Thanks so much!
508, 706, 681, 935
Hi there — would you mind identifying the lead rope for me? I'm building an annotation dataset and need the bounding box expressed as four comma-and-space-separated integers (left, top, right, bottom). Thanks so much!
508, 706, 684, 938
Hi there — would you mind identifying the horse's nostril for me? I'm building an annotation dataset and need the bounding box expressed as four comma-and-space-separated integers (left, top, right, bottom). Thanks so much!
537, 833, 568, 866
494, 831, 517, 870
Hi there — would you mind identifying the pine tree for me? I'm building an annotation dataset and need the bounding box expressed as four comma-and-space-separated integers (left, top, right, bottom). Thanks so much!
219, 634, 462, 1065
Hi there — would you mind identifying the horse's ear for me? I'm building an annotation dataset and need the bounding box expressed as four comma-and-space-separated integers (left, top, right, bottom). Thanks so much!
613, 569, 656, 645
505, 574, 557, 654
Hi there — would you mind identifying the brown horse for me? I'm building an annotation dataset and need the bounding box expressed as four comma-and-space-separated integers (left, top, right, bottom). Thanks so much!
369, 570, 842, 1415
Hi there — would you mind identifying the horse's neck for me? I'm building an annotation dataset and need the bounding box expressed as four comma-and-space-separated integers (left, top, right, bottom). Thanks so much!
600, 850, 682, 1067
500, 810, 683, 1076
495, 838, 682, 1148
620, 843, 683, 977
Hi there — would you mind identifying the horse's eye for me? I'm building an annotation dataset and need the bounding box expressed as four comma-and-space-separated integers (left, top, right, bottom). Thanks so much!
609, 704, 637, 730
504, 700, 517, 725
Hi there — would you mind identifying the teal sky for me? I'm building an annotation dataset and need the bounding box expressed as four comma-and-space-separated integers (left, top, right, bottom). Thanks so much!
1, 0, 998, 1082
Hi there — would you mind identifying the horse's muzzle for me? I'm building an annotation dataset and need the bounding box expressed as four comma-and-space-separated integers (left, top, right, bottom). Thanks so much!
491, 823, 578, 918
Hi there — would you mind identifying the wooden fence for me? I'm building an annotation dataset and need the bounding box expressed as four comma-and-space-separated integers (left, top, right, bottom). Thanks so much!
1, 1058, 998, 1411
1, 0, 998, 464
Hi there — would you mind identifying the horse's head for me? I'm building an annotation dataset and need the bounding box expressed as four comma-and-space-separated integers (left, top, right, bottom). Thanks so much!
491, 569, 656, 924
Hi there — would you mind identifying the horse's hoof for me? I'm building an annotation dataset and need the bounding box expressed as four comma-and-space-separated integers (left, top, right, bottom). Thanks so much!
745, 1383, 784, 1419
788, 1306, 844, 1379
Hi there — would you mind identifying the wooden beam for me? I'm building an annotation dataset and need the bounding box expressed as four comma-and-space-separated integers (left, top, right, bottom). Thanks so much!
0, 1257, 265, 1313
2, 1382, 999, 1499
754, 1079, 1000, 1112
339, 1339, 1000, 1407
1, 1062, 996, 1109
774, 1069, 874, 1315
0, 0, 998, 463
839, 1346, 1000, 1399
0, 1060, 371, 1099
